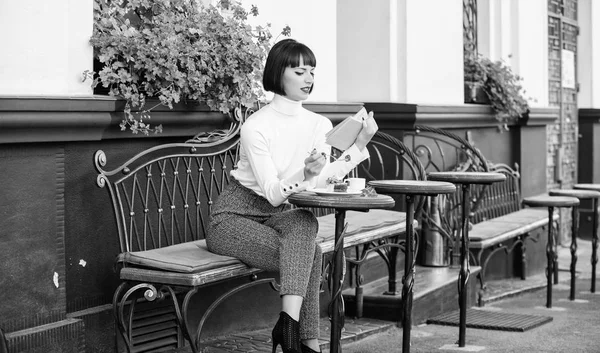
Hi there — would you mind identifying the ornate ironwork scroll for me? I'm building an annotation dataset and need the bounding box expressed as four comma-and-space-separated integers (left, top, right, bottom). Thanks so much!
346, 131, 426, 318
404, 126, 489, 266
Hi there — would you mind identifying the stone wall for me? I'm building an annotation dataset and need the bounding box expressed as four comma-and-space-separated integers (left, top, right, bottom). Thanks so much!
547, 0, 579, 243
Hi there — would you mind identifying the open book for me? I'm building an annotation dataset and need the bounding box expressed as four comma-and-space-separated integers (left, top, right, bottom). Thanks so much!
325, 107, 368, 151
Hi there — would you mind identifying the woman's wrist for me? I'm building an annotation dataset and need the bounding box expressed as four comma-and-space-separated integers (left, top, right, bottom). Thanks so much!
354, 140, 367, 153
303, 170, 317, 182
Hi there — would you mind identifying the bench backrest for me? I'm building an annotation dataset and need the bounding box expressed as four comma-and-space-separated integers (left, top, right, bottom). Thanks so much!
356, 131, 428, 216
96, 108, 426, 253
404, 125, 522, 239
95, 107, 252, 253
407, 125, 489, 175
470, 162, 521, 223
95, 138, 240, 253
357, 131, 427, 183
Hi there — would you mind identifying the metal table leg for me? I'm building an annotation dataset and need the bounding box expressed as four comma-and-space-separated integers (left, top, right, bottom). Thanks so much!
330, 209, 347, 353
570, 205, 579, 300
402, 195, 416, 353
458, 184, 471, 347
546, 206, 555, 308
592, 199, 599, 293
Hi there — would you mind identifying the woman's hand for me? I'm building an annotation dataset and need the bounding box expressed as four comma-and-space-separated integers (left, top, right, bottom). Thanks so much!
354, 111, 378, 151
304, 149, 326, 181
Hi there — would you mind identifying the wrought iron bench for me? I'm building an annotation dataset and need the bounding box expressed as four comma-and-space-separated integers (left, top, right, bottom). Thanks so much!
94, 107, 425, 353
406, 125, 555, 306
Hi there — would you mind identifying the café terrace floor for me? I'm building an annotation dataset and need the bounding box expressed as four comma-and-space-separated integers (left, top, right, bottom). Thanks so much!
188, 238, 599, 353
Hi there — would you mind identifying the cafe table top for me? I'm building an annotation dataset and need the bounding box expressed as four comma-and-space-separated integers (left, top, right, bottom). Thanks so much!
427, 171, 506, 184
369, 180, 456, 195
288, 190, 395, 211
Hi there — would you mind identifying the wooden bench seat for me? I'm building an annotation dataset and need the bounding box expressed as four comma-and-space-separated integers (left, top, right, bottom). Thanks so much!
469, 207, 559, 302
469, 208, 551, 248
316, 210, 407, 252
119, 258, 259, 287
465, 163, 556, 306
116, 210, 409, 285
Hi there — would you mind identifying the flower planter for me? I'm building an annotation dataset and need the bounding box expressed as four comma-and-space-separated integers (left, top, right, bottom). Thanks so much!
464, 82, 490, 105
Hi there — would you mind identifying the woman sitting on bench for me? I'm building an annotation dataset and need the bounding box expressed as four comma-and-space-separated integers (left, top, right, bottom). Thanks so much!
206, 38, 378, 353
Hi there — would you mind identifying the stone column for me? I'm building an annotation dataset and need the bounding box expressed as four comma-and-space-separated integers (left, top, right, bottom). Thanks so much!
478, 1, 557, 200
336, 0, 463, 105
578, 0, 600, 108
578, 0, 600, 179
478, 0, 549, 107
577, 1, 600, 239
0, 0, 93, 96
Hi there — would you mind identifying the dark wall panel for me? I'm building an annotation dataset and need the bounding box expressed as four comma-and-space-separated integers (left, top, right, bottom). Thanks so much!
0, 145, 66, 331
465, 127, 515, 165
63, 137, 188, 312
518, 126, 548, 197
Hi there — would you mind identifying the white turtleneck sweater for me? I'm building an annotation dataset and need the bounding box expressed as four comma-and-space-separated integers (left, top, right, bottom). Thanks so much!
230, 95, 370, 207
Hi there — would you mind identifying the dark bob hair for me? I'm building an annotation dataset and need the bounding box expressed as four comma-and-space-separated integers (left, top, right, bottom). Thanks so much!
262, 39, 317, 96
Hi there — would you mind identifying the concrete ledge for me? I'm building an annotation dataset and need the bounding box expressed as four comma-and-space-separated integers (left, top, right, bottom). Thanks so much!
5, 318, 85, 353
363, 102, 559, 129
0, 96, 364, 144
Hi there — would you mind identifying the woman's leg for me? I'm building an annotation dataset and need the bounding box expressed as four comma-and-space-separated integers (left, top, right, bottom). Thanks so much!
299, 246, 322, 351
207, 208, 321, 323
264, 209, 322, 341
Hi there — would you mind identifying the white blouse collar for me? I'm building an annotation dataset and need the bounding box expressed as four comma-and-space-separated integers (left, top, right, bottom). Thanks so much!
271, 94, 302, 116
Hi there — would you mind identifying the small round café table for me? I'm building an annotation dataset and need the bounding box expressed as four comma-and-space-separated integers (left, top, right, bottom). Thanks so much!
523, 194, 579, 308
426, 171, 506, 348
288, 190, 395, 353
573, 183, 600, 293
368, 180, 456, 353
549, 188, 600, 300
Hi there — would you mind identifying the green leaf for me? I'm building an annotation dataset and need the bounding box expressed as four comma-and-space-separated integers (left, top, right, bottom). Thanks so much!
89, 0, 275, 133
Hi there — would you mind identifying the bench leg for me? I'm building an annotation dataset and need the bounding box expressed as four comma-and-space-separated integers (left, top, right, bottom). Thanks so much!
521, 235, 527, 280
474, 237, 527, 307
469, 250, 485, 307
386, 246, 399, 296
347, 247, 372, 319
353, 262, 365, 318
113, 282, 194, 353
347, 239, 401, 319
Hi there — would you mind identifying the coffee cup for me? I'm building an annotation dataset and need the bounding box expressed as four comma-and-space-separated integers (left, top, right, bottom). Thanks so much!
346, 177, 366, 191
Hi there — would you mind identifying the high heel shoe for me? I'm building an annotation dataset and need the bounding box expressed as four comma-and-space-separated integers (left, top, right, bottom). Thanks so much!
271, 311, 301, 353
301, 343, 321, 353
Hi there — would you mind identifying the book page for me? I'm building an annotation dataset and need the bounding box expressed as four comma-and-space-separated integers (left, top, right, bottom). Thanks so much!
325, 107, 368, 151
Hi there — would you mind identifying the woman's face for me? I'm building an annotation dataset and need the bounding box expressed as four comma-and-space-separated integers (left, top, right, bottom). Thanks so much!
281, 56, 314, 101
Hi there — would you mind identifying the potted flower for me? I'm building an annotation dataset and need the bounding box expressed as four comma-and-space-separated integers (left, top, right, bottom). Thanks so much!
86, 0, 289, 134
464, 54, 530, 129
